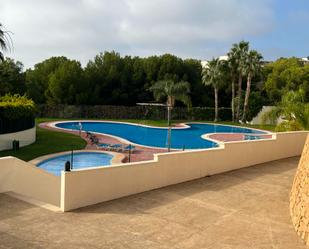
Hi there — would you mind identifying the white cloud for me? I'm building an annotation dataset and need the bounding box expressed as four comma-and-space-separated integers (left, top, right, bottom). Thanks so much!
0, 0, 274, 68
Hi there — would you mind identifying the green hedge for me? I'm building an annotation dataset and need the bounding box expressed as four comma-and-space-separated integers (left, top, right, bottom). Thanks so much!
36, 104, 232, 121
0, 94, 36, 119
0, 95, 36, 134
0, 117, 35, 134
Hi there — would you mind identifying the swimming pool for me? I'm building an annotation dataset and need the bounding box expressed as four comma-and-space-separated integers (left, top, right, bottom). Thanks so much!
55, 121, 268, 150
37, 152, 113, 176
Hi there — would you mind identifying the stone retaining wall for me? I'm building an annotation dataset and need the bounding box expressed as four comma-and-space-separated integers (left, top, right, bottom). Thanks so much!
290, 135, 309, 245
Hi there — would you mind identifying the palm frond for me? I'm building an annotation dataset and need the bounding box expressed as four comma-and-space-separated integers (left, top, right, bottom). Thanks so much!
176, 94, 192, 108
201, 58, 225, 89
149, 80, 170, 101
170, 80, 190, 95
0, 23, 13, 61
244, 50, 263, 76
149, 79, 191, 108
263, 89, 309, 131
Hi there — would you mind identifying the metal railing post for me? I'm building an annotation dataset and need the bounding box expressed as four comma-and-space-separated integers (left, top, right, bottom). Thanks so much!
128, 144, 131, 163
71, 146, 74, 169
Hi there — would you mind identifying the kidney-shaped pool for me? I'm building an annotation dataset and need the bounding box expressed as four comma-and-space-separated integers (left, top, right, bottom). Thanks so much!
54, 121, 269, 150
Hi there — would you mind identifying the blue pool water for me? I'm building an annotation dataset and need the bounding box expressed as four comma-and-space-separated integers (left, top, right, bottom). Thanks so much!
37, 152, 113, 176
244, 135, 263, 140
56, 121, 267, 150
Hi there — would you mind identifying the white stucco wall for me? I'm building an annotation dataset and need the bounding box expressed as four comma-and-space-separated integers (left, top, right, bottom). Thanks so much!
0, 131, 307, 211
0, 127, 36, 151
0, 156, 61, 206
60, 131, 308, 211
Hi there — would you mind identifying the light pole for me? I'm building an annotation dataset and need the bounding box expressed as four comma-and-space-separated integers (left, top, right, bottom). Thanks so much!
71, 145, 74, 169
136, 102, 172, 152
167, 104, 172, 152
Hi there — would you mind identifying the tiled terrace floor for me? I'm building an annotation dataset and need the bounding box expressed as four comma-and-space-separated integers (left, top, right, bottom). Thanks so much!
0, 157, 306, 249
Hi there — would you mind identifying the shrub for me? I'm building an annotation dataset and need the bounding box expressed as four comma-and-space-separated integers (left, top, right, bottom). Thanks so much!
36, 104, 232, 121
0, 94, 36, 119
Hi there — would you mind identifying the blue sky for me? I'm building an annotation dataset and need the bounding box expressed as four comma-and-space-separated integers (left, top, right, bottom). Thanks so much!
0, 0, 308, 68
247, 0, 309, 60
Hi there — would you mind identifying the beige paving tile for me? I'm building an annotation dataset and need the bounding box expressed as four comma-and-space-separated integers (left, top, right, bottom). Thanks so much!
0, 157, 306, 249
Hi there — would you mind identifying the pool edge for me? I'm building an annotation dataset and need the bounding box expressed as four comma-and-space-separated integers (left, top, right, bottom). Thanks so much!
29, 150, 125, 166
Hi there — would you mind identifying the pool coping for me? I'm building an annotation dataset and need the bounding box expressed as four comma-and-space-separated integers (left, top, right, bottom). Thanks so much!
47, 120, 184, 150
46, 120, 273, 150
29, 150, 125, 166
201, 133, 275, 144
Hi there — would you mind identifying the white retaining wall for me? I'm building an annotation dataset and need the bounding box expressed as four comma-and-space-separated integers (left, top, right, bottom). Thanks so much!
61, 131, 308, 211
0, 156, 61, 206
0, 131, 307, 211
0, 127, 36, 151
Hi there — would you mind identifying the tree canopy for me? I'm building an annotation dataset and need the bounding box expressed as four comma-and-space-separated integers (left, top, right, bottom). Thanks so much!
263, 89, 309, 131
0, 47, 306, 127
0, 58, 25, 96
19, 51, 210, 107
264, 57, 309, 103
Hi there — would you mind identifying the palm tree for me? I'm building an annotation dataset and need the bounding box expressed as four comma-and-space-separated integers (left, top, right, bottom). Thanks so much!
0, 23, 10, 61
202, 58, 225, 122
227, 53, 238, 122
149, 79, 191, 151
262, 89, 309, 131
241, 50, 263, 122
229, 41, 249, 121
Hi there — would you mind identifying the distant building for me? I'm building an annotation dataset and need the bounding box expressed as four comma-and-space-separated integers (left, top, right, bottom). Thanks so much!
201, 55, 273, 68
261, 60, 272, 66
201, 60, 209, 68
201, 55, 228, 68
218, 55, 228, 61
251, 106, 285, 125
300, 57, 309, 64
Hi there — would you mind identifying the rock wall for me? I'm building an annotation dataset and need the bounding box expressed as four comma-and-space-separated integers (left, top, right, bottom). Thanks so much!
290, 135, 309, 245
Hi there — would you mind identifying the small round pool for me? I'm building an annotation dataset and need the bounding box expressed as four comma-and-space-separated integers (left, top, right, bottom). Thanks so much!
37, 152, 114, 176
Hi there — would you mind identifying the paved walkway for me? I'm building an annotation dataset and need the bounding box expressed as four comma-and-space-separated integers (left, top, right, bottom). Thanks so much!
0, 157, 306, 249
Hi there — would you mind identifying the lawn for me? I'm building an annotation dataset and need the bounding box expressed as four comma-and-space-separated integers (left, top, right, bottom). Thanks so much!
37, 117, 276, 131
0, 118, 276, 161
0, 118, 87, 161
108, 119, 276, 131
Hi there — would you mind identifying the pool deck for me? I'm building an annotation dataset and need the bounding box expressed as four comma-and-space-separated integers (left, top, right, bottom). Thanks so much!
207, 133, 273, 142
0, 157, 306, 249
